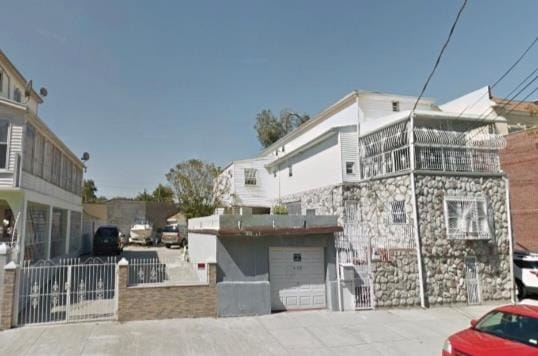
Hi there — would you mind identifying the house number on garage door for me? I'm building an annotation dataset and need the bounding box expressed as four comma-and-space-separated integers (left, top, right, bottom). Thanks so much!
293, 253, 302, 270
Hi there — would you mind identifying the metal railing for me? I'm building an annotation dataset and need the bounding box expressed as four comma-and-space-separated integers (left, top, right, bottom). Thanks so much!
360, 146, 410, 179
415, 146, 501, 173
127, 255, 202, 286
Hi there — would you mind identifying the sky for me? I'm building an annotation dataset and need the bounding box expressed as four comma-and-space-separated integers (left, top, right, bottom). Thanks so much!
1, 0, 537, 198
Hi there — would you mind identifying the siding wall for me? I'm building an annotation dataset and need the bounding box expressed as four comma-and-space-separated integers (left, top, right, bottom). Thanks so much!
276, 133, 342, 198
233, 158, 275, 207
339, 127, 360, 182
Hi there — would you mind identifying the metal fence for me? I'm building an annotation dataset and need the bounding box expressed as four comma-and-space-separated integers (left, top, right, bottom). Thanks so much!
17, 257, 117, 326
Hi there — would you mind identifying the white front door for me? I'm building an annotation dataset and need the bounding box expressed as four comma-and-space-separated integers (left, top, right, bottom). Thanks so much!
269, 247, 326, 310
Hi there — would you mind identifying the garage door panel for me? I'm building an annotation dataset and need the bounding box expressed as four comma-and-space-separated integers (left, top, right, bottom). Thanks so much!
269, 247, 326, 311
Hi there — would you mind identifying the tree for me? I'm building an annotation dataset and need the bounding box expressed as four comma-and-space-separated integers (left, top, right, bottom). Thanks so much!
135, 189, 153, 202
82, 179, 98, 203
165, 159, 222, 218
254, 109, 310, 148
152, 184, 175, 204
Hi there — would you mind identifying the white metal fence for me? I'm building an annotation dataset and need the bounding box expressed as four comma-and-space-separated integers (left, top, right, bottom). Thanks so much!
465, 257, 481, 305
17, 257, 117, 326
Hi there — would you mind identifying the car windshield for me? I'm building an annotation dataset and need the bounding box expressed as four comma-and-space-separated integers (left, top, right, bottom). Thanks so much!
474, 310, 538, 347
162, 225, 178, 233
514, 259, 538, 269
97, 228, 118, 238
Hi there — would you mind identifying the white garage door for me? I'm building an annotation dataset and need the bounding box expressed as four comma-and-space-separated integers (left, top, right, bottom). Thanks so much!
269, 247, 326, 310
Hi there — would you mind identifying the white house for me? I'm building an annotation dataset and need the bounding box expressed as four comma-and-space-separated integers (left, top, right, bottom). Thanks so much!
0, 50, 84, 262
213, 88, 513, 311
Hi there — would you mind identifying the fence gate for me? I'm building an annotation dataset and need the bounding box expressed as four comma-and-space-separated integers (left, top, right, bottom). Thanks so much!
464, 256, 481, 305
337, 201, 374, 310
17, 257, 117, 326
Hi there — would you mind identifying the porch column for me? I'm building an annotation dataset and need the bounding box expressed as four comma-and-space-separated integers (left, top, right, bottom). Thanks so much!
46, 206, 53, 260
65, 210, 71, 255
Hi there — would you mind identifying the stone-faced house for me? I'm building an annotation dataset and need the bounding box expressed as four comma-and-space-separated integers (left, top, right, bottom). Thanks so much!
214, 89, 514, 311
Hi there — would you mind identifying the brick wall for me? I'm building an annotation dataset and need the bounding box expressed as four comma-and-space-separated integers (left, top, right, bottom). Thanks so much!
1, 263, 16, 330
117, 262, 217, 322
501, 128, 538, 252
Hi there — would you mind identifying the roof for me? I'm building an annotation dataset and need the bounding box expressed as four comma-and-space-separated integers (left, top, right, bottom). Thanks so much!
259, 90, 437, 157
494, 304, 538, 319
0, 50, 43, 104
493, 97, 538, 115
360, 109, 506, 137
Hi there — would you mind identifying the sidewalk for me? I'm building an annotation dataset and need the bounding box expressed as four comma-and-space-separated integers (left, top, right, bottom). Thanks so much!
0, 304, 498, 356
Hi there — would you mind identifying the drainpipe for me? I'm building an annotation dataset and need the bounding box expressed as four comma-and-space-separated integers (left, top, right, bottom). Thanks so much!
504, 176, 516, 304
336, 242, 342, 311
409, 112, 427, 308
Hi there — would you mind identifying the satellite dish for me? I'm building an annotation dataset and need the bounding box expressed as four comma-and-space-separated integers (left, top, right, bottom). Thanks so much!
81, 152, 90, 161
24, 80, 33, 98
39, 87, 48, 97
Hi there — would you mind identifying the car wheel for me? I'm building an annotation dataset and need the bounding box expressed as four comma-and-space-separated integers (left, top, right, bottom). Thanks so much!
516, 280, 527, 299
165, 244, 171, 249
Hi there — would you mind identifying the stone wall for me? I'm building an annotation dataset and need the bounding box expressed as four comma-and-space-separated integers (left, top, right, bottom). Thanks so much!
343, 175, 420, 307
415, 175, 512, 305
118, 261, 217, 321
281, 176, 421, 308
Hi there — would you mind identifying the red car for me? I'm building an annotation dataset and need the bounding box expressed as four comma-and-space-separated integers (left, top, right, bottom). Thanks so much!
442, 304, 538, 355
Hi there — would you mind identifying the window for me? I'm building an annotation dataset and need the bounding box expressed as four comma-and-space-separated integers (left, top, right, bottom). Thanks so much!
33, 133, 44, 177
392, 101, 400, 112
281, 146, 285, 152
244, 168, 257, 185
23, 124, 35, 173
24, 202, 50, 261
43, 140, 52, 181
474, 311, 538, 347
0, 72, 3, 93
13, 88, 21, 103
444, 196, 490, 239
344, 200, 360, 223
288, 165, 293, 177
69, 211, 82, 254
390, 200, 406, 224
50, 207, 68, 258
0, 120, 9, 169
346, 161, 354, 174
51, 146, 61, 185
306, 209, 316, 216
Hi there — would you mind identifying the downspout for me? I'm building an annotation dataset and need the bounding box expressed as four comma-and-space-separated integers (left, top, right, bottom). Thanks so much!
336, 240, 342, 311
504, 176, 515, 304
409, 112, 427, 308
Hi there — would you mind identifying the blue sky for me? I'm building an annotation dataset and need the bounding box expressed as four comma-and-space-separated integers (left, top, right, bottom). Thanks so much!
1, 0, 536, 197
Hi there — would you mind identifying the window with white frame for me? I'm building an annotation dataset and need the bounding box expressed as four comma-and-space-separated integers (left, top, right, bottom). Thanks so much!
0, 72, 3, 93
392, 101, 400, 112
33, 133, 44, 177
288, 165, 293, 177
346, 161, 354, 174
0, 120, 9, 169
344, 200, 360, 223
43, 140, 52, 181
390, 200, 406, 224
244, 168, 257, 185
444, 196, 490, 239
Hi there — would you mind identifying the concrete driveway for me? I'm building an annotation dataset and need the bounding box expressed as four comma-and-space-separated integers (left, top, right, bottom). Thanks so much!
0, 304, 499, 355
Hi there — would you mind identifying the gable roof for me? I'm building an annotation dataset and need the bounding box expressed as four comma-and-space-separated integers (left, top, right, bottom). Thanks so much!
0, 50, 43, 104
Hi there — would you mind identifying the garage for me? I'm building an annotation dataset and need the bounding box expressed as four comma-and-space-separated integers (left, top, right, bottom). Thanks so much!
269, 247, 326, 310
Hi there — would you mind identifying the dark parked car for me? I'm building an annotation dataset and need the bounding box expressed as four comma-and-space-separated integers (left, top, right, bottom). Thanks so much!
93, 225, 122, 255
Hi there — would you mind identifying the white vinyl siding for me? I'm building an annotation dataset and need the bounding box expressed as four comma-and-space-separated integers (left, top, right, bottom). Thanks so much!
340, 128, 360, 182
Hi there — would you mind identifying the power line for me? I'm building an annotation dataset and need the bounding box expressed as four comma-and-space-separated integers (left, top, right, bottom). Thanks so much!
456, 37, 538, 118
476, 73, 537, 119
411, 0, 468, 115
504, 87, 538, 116
504, 67, 538, 99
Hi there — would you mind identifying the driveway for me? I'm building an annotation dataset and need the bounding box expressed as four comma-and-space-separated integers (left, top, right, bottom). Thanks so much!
0, 304, 499, 355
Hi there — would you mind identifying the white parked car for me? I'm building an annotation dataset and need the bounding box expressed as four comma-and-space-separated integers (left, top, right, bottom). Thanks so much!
514, 251, 538, 299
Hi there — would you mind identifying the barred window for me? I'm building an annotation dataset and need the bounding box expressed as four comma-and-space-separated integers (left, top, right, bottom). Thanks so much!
244, 168, 257, 185
390, 200, 406, 224
444, 196, 490, 240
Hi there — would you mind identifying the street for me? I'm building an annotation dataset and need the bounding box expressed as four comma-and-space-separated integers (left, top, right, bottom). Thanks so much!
0, 304, 499, 356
